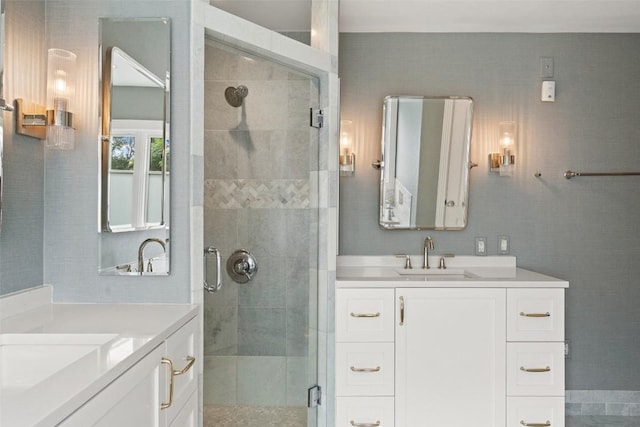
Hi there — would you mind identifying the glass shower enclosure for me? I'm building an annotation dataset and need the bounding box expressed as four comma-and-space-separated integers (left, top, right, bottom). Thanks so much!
202, 39, 320, 427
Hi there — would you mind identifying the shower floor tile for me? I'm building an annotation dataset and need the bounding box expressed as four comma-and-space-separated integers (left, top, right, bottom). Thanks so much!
204, 405, 307, 427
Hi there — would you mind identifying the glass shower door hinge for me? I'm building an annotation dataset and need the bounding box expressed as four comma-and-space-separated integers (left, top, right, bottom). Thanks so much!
310, 108, 324, 128
307, 384, 322, 408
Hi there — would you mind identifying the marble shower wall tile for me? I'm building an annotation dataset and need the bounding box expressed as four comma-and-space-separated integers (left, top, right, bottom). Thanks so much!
567, 390, 640, 416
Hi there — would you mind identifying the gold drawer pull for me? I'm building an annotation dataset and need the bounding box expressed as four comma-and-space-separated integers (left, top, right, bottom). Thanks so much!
521, 421, 551, 426
350, 365, 381, 373
173, 355, 196, 376
520, 311, 551, 317
350, 312, 381, 318
351, 421, 381, 427
161, 356, 196, 409
520, 366, 551, 373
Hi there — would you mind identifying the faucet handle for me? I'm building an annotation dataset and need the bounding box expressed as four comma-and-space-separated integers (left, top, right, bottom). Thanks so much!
438, 253, 455, 269
395, 254, 412, 269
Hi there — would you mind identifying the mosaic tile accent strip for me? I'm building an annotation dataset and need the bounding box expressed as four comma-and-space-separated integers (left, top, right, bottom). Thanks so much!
567, 391, 640, 416
206, 179, 310, 209
204, 405, 307, 427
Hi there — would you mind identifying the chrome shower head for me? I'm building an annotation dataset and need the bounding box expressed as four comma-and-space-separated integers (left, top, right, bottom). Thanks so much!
225, 85, 248, 107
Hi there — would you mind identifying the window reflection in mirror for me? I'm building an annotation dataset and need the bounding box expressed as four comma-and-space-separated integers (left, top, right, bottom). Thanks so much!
379, 96, 473, 230
108, 119, 166, 230
99, 18, 170, 276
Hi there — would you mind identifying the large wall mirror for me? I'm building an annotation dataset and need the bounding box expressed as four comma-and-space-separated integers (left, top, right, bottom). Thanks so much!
379, 96, 473, 230
99, 18, 171, 275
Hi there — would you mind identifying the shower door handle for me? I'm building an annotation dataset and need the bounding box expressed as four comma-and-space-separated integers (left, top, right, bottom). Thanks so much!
203, 246, 222, 293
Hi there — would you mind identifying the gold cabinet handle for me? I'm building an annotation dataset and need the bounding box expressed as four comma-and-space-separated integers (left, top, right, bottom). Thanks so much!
520, 366, 551, 373
521, 421, 551, 426
351, 421, 381, 427
520, 311, 551, 317
350, 366, 381, 373
399, 296, 405, 325
350, 312, 380, 318
173, 356, 196, 376
161, 356, 196, 410
161, 358, 174, 410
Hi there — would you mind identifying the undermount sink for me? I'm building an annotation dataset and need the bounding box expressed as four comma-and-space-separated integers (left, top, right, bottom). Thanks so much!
396, 268, 466, 276
0, 334, 118, 395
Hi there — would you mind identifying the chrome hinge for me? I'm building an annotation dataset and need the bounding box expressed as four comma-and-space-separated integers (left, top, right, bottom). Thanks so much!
310, 108, 324, 128
307, 384, 322, 408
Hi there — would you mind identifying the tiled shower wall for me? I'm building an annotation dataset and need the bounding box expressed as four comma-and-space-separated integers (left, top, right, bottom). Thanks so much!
567, 390, 640, 417
202, 41, 319, 407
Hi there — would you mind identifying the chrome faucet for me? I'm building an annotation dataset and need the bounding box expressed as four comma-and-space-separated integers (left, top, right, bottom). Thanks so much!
423, 236, 434, 269
137, 238, 166, 273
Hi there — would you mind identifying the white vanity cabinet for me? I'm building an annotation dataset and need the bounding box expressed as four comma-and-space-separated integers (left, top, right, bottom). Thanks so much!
336, 289, 396, 427
162, 316, 198, 427
335, 277, 566, 427
395, 288, 506, 427
58, 316, 198, 427
506, 289, 566, 427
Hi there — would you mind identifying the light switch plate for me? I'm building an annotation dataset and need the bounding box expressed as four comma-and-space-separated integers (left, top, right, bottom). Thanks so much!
475, 237, 487, 256
498, 235, 510, 255
540, 56, 554, 78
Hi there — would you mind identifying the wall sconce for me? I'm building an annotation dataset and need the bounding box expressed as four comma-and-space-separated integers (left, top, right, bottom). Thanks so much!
15, 48, 77, 150
490, 121, 516, 176
339, 119, 355, 176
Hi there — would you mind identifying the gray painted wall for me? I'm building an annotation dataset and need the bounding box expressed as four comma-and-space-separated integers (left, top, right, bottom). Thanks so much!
0, 0, 45, 295
0, 0, 190, 303
339, 33, 640, 390
0, 1, 186, 300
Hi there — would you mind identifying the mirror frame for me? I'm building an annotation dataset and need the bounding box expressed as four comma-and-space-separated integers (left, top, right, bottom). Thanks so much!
99, 22, 170, 233
379, 95, 473, 230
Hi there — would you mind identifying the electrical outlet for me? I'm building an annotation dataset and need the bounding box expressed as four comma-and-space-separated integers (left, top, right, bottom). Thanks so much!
565, 341, 570, 359
498, 235, 510, 255
475, 237, 487, 256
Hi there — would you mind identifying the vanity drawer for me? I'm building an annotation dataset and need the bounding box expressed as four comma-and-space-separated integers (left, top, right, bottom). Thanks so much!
507, 289, 564, 342
163, 317, 198, 424
336, 397, 395, 427
336, 289, 395, 342
336, 343, 395, 396
507, 397, 565, 427
507, 343, 565, 396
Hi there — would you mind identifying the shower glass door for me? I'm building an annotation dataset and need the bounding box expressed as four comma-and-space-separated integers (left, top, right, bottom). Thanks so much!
202, 38, 320, 427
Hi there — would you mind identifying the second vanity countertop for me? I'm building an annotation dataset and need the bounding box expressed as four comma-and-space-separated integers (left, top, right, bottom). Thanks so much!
337, 255, 569, 288
0, 286, 198, 427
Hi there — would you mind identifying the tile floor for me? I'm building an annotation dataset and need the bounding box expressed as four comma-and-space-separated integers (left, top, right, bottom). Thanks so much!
203, 405, 306, 427
203, 406, 640, 427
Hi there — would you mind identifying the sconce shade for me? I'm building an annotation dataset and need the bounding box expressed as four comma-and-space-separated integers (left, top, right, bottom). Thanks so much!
489, 121, 516, 176
340, 119, 355, 176
46, 48, 76, 150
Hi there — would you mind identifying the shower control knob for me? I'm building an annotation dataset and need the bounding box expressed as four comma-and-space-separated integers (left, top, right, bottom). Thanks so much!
226, 249, 258, 283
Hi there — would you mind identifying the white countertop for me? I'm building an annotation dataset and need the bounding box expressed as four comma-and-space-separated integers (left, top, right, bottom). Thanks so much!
0, 286, 198, 427
336, 255, 569, 288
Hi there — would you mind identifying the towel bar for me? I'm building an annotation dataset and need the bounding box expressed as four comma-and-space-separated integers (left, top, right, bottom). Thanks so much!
564, 170, 640, 179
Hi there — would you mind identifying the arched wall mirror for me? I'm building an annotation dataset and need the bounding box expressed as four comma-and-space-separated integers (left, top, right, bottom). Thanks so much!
378, 96, 473, 230
98, 17, 171, 275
